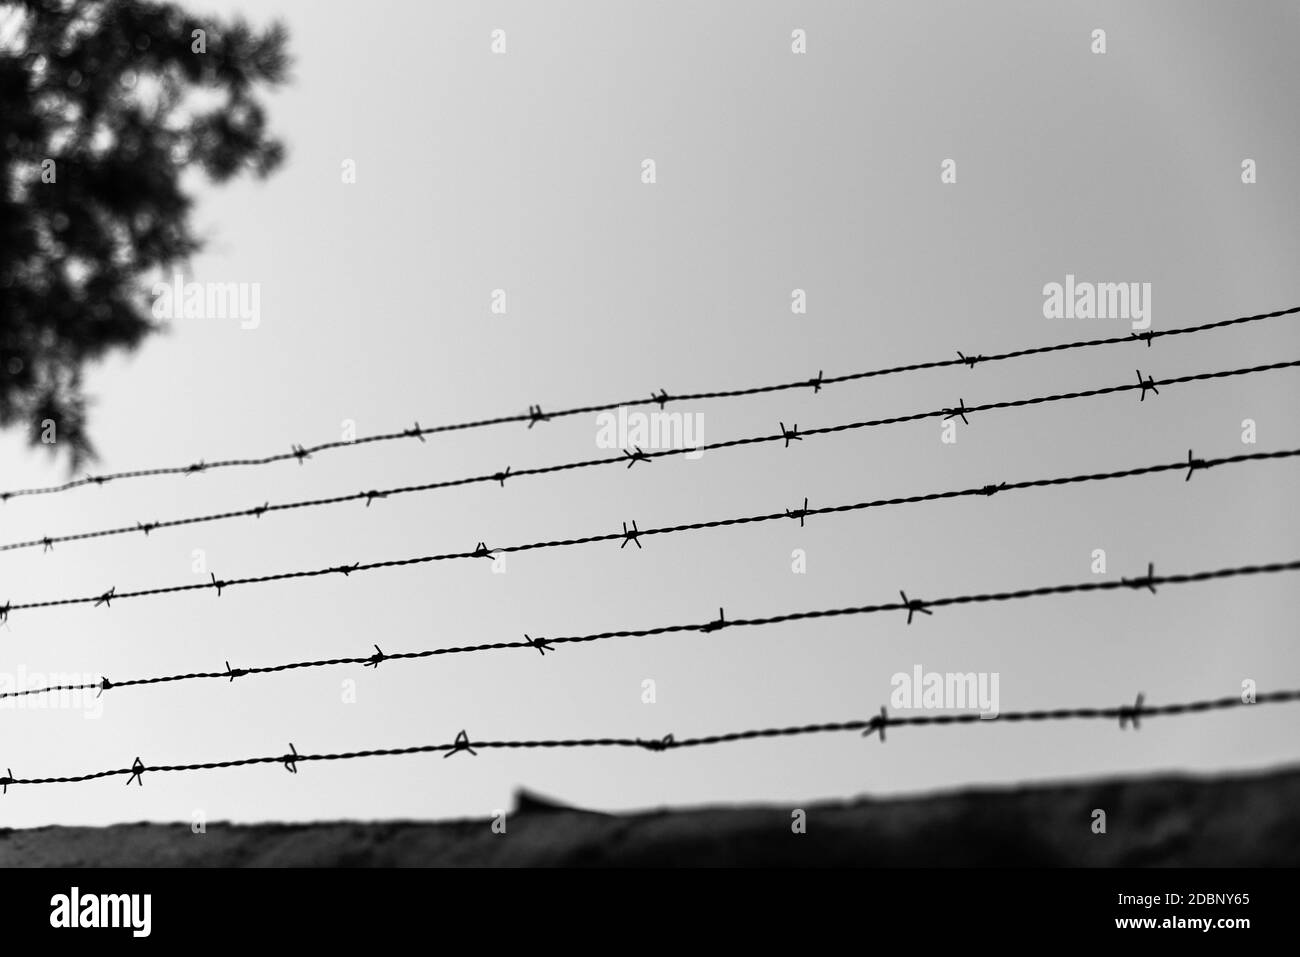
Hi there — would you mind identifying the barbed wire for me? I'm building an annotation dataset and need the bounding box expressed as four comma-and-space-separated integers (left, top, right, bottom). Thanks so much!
3, 358, 1298, 556
1, 689, 1294, 789
2, 304, 1296, 502
1, 438, 1296, 616
4, 558, 1296, 701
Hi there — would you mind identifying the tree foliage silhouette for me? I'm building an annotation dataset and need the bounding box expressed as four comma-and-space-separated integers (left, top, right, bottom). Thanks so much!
0, 0, 289, 467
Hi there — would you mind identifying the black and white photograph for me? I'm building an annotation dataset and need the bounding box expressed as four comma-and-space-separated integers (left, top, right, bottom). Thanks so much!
0, 0, 1296, 940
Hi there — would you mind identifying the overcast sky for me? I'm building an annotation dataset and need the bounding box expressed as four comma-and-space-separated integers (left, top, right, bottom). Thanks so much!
1, 0, 1298, 829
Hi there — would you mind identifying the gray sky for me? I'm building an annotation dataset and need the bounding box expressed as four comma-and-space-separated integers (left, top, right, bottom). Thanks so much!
1, 0, 1298, 828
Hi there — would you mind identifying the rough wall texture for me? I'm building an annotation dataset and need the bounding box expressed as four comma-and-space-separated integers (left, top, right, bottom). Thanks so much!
3, 766, 1297, 867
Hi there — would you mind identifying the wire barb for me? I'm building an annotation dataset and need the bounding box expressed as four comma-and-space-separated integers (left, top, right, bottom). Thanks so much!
125, 757, 145, 787
1184, 449, 1209, 481
404, 421, 427, 443
471, 542, 494, 560
621, 520, 643, 549
980, 482, 1007, 497
652, 389, 670, 410
943, 398, 970, 425
364, 645, 387, 669
493, 466, 512, 487
957, 351, 985, 369
622, 447, 651, 468
780, 422, 802, 448
1122, 562, 1158, 595
1131, 331, 1155, 348
41, 536, 54, 552
282, 743, 299, 774
862, 706, 890, 743
332, 563, 361, 577
0, 768, 12, 794
185, 461, 207, 475
1136, 369, 1159, 401
524, 633, 553, 656
786, 496, 810, 527
136, 522, 158, 537
808, 370, 824, 393
639, 733, 676, 752
900, 590, 932, 625
225, 660, 247, 682
364, 489, 389, 507
210, 573, 227, 597
526, 405, 549, 429
96, 677, 112, 698
94, 587, 116, 609
1119, 693, 1146, 730
445, 730, 477, 758
291, 444, 311, 465
700, 607, 728, 633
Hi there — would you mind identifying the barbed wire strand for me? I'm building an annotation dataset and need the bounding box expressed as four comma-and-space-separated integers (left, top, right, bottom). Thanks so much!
2, 689, 1295, 788
3, 358, 1298, 555
2, 305, 1296, 502
1, 438, 1297, 617
4, 444, 1298, 623
5, 558, 1297, 700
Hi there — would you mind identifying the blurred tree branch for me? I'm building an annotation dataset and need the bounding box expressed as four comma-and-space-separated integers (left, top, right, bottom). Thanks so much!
0, 0, 289, 468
